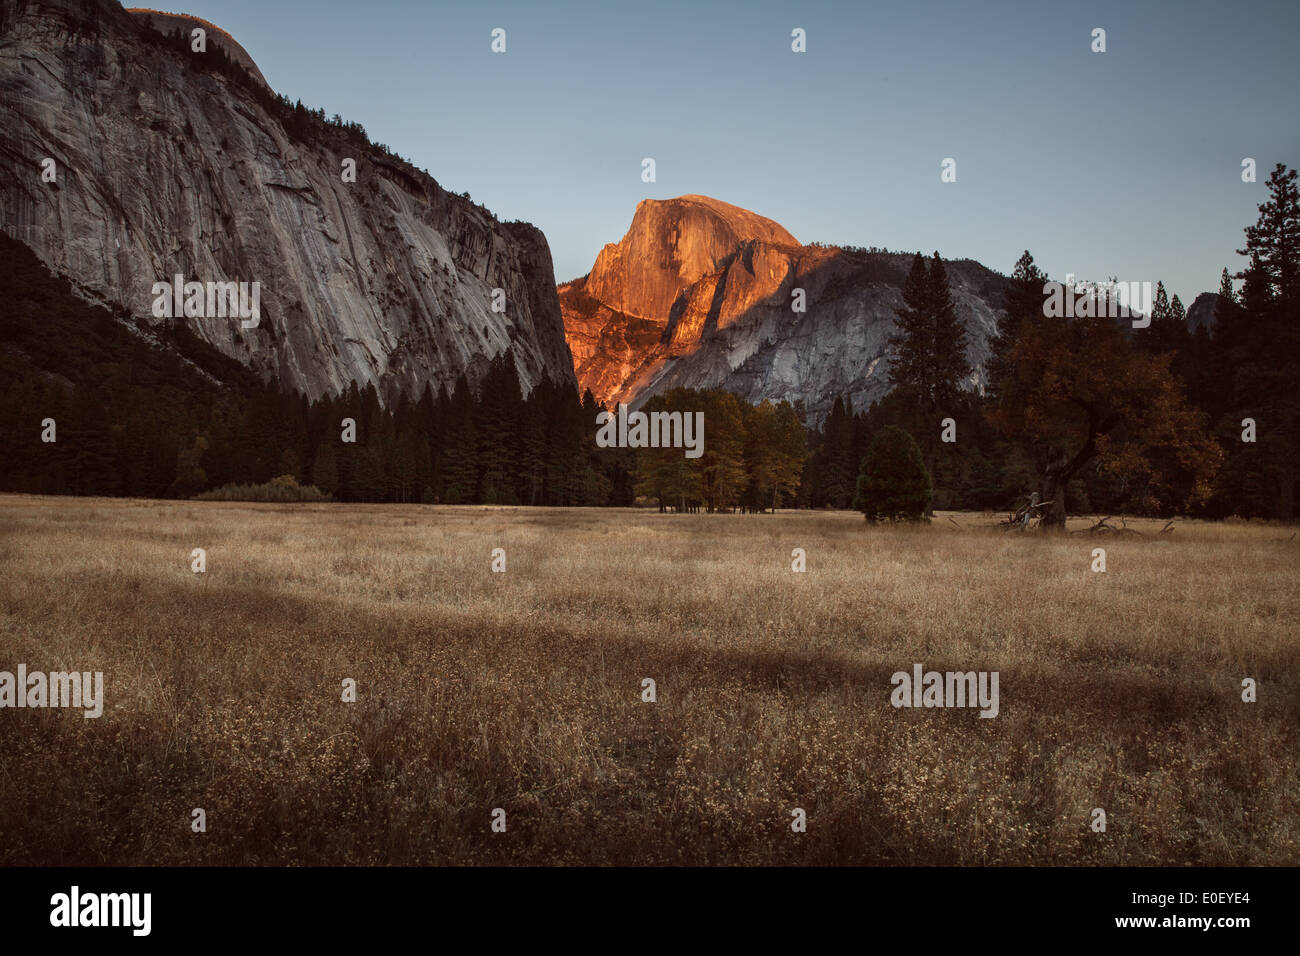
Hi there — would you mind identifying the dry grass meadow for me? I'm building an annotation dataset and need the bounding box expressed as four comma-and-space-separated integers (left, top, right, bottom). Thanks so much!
0, 493, 1296, 865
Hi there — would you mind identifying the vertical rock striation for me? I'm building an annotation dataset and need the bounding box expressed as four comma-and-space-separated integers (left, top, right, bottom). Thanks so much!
0, 0, 577, 402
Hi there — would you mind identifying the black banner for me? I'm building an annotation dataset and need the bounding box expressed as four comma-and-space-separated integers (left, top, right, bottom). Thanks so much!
0, 866, 1282, 943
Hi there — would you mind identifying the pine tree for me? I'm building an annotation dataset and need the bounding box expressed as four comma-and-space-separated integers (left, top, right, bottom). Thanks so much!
888, 253, 931, 403
1142, 280, 1170, 346
311, 441, 338, 494
743, 400, 808, 512
889, 252, 969, 504
695, 390, 746, 512
67, 386, 119, 495
1237, 164, 1300, 305
1142, 281, 1190, 356
924, 253, 971, 411
1170, 294, 1186, 327
476, 353, 524, 504
853, 425, 932, 522
822, 396, 856, 508
633, 390, 702, 512
170, 434, 209, 498
578, 388, 612, 506
1149, 283, 1191, 356
439, 374, 479, 504
989, 251, 1045, 401
1222, 163, 1300, 518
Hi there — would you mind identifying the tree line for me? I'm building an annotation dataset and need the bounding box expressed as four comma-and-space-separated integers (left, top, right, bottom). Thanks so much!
630, 389, 806, 513
802, 163, 1298, 523
2, 163, 1295, 521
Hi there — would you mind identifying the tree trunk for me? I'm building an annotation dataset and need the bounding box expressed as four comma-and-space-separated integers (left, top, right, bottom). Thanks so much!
1040, 466, 1068, 528
925, 448, 936, 517
1280, 458, 1295, 521
1041, 443, 1095, 528
1039, 402, 1110, 529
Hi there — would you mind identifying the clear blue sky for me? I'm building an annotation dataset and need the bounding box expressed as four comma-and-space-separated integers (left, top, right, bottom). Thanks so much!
155, 0, 1298, 304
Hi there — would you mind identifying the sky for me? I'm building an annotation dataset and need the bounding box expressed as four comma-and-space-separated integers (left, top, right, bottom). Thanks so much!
151, 0, 1299, 305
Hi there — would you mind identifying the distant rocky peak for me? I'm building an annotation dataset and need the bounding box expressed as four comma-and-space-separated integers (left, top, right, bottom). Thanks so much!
1187, 292, 1221, 332
561, 196, 1010, 424
585, 194, 801, 322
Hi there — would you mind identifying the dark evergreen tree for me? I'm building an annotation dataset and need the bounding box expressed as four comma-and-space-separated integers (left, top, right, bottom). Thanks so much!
923, 254, 971, 412
1144, 281, 1191, 356
1213, 165, 1300, 518
853, 425, 932, 522
887, 253, 931, 404
887, 251, 969, 506
988, 251, 1046, 401
821, 396, 856, 507
438, 374, 478, 504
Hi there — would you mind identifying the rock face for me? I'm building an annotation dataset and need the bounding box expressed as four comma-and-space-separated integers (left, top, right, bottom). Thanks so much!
585, 194, 800, 320
1187, 292, 1220, 333
0, 0, 576, 403
561, 195, 1011, 424
125, 9, 271, 90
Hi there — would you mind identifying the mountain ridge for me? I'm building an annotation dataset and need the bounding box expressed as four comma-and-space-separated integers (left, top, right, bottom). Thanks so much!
125, 8, 271, 89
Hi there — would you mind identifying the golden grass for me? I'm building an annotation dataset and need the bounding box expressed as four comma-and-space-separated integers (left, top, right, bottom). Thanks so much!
0, 494, 1296, 865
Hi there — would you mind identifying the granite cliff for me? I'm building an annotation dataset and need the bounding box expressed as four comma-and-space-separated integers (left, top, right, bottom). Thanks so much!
561, 195, 1011, 424
0, 0, 576, 402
